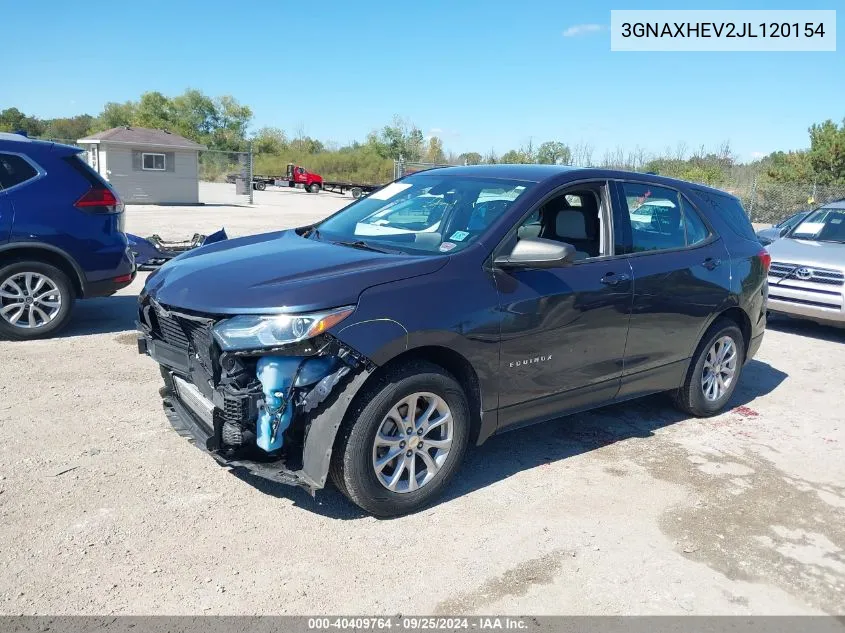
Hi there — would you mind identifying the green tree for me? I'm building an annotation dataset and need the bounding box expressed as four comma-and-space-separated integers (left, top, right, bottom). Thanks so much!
92, 101, 137, 131
171, 89, 218, 140
500, 149, 528, 164
807, 119, 845, 184
90, 90, 253, 151
252, 127, 288, 154
0, 107, 44, 136
135, 91, 175, 130
458, 152, 482, 165
42, 115, 93, 141
536, 141, 571, 165
765, 150, 814, 183
424, 136, 445, 163
375, 116, 425, 161
209, 95, 253, 151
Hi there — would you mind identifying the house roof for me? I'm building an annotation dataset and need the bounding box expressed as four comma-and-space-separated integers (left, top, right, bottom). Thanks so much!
78, 126, 206, 150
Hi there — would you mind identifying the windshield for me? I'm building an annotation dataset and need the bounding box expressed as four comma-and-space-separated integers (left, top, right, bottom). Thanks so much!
778, 210, 809, 229
789, 207, 845, 243
313, 174, 533, 255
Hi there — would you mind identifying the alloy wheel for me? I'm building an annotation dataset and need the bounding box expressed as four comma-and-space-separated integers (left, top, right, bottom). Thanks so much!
0, 272, 63, 329
371, 392, 453, 493
701, 335, 737, 401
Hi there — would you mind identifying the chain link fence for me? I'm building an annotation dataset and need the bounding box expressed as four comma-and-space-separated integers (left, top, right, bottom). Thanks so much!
722, 179, 845, 225
198, 147, 253, 204
394, 158, 458, 179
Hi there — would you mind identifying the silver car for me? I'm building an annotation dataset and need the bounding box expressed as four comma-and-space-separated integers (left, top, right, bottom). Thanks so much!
766, 200, 845, 327
756, 210, 811, 246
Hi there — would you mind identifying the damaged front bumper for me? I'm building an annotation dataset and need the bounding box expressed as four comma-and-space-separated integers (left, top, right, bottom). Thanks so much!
137, 302, 374, 494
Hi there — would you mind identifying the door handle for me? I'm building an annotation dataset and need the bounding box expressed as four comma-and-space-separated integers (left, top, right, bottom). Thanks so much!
600, 272, 630, 286
702, 257, 722, 270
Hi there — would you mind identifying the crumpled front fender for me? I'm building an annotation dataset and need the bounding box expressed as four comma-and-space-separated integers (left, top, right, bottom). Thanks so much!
298, 364, 374, 488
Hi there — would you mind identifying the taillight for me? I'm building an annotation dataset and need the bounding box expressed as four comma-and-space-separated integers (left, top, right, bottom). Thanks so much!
74, 187, 120, 211
759, 248, 771, 273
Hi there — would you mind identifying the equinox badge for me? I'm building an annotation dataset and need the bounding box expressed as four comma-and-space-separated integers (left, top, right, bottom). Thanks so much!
510, 355, 552, 368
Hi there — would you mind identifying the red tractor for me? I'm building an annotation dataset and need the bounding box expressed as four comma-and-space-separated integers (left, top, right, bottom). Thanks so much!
286, 163, 323, 193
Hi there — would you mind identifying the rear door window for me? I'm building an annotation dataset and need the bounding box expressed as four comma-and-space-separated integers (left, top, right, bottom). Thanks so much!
681, 198, 711, 246
619, 183, 713, 252
0, 153, 38, 190
620, 183, 686, 252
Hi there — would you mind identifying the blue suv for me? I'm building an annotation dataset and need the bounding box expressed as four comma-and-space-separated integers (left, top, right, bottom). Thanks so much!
0, 133, 134, 339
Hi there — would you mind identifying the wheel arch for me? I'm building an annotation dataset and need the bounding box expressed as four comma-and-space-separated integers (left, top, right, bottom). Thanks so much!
716, 306, 752, 355
0, 243, 84, 297
349, 344, 485, 446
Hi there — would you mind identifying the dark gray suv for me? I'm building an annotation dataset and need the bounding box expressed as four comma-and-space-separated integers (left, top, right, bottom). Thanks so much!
138, 165, 769, 516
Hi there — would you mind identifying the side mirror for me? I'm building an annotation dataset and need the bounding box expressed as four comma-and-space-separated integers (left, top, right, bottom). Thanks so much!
494, 237, 576, 269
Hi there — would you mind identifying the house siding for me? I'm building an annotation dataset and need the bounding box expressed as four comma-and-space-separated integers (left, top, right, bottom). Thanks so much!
103, 144, 200, 204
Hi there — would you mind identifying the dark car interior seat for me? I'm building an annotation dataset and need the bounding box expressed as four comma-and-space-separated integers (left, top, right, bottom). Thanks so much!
539, 193, 601, 259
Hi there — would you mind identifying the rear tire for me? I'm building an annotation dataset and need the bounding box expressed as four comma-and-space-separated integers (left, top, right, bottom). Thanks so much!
0, 261, 75, 340
672, 318, 745, 417
255, 181, 266, 191
330, 361, 470, 517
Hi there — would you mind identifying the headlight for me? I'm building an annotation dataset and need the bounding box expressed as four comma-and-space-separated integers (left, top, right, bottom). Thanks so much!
212, 306, 355, 351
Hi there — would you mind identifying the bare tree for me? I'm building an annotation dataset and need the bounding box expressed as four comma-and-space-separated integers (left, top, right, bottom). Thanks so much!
612, 145, 626, 169
294, 122, 306, 152
571, 141, 594, 167
674, 141, 688, 162
523, 137, 535, 163
717, 139, 734, 166
630, 145, 647, 170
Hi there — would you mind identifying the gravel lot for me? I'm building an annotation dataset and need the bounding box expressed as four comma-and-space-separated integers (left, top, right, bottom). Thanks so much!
0, 183, 843, 615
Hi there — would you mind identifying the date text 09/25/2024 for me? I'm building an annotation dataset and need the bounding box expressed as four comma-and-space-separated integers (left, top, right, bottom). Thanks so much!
307, 617, 528, 630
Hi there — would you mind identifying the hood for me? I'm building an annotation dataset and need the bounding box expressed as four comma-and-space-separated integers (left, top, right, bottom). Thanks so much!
756, 226, 781, 241
765, 237, 845, 270
142, 229, 448, 314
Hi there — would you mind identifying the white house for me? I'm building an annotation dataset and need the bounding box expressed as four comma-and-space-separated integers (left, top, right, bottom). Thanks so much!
77, 127, 206, 204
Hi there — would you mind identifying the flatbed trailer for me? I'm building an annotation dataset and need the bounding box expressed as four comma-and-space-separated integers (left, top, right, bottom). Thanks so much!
224, 173, 274, 190
321, 181, 382, 198
251, 175, 275, 191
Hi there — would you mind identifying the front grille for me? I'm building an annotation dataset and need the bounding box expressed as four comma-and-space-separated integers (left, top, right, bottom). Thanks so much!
770, 262, 844, 286
140, 300, 216, 373
224, 395, 250, 423
158, 313, 191, 347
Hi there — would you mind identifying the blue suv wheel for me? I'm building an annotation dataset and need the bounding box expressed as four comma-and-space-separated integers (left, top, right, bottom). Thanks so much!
0, 260, 75, 339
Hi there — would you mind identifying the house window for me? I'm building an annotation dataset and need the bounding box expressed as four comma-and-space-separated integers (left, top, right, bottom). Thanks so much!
142, 153, 166, 171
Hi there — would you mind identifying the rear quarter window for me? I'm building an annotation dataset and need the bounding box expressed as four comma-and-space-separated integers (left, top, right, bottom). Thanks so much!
689, 188, 756, 242
62, 153, 111, 187
0, 153, 38, 190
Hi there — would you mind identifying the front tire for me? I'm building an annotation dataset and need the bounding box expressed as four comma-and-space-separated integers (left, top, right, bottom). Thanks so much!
308, 183, 321, 194
0, 261, 75, 340
330, 361, 470, 517
673, 318, 745, 417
